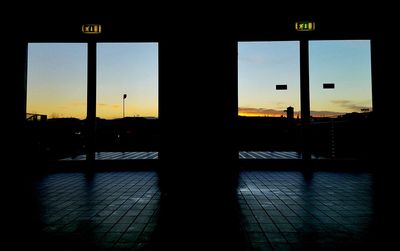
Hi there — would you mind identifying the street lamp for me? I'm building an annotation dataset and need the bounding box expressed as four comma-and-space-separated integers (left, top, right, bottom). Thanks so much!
123, 94, 127, 118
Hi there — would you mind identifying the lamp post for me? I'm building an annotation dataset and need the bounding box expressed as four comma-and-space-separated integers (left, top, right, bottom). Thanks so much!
123, 94, 127, 118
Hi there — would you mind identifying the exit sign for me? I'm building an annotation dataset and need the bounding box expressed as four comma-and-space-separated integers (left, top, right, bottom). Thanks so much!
295, 21, 315, 31
82, 24, 102, 34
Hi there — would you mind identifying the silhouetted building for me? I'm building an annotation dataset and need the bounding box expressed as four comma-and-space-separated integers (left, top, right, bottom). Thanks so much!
286, 106, 294, 120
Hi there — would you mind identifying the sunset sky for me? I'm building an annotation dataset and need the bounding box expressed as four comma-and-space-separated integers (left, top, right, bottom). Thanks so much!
27, 43, 88, 119
238, 41, 300, 117
97, 43, 158, 119
309, 40, 372, 117
27, 43, 158, 119
27, 40, 372, 119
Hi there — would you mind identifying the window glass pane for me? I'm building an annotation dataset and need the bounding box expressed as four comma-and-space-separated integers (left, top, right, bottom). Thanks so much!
309, 40, 372, 159
27, 43, 87, 160
96, 43, 159, 157
97, 43, 158, 119
239, 41, 300, 117
310, 40, 372, 118
238, 42, 301, 159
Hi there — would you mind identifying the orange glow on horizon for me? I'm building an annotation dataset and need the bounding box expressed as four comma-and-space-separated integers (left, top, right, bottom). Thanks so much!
238, 107, 301, 118
238, 112, 286, 117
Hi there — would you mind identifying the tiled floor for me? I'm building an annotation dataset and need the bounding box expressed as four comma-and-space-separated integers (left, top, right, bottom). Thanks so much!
35, 172, 160, 250
27, 171, 377, 250
238, 171, 375, 251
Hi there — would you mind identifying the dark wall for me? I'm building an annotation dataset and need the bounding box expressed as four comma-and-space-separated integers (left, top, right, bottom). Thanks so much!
5, 8, 396, 170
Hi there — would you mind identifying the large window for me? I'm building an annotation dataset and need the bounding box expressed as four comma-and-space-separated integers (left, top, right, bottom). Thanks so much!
27, 42, 159, 161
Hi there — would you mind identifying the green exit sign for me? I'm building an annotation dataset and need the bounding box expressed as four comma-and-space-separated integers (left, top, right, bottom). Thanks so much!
295, 21, 315, 31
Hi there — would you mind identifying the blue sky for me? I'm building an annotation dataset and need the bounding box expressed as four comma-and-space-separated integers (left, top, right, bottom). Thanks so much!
238, 41, 301, 117
97, 43, 158, 119
27, 43, 88, 119
309, 40, 372, 116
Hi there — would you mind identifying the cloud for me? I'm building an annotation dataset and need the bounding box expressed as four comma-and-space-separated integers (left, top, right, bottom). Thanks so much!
310, 110, 344, 118
344, 104, 370, 111
97, 103, 120, 109
240, 107, 344, 118
330, 100, 371, 112
331, 100, 351, 105
239, 107, 295, 116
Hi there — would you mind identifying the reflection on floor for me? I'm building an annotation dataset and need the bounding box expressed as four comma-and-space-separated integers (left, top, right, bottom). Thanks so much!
239, 151, 325, 159
60, 151, 324, 160
60, 152, 159, 160
35, 172, 159, 250
28, 171, 376, 250
238, 171, 375, 251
